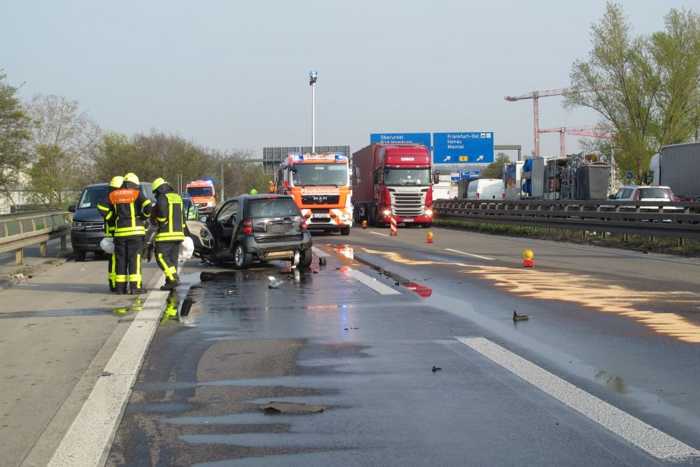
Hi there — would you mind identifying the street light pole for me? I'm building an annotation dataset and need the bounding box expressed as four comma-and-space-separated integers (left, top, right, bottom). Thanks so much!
309, 70, 318, 153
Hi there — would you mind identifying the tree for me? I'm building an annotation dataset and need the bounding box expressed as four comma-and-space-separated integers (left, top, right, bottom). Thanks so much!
567, 3, 700, 180
26, 94, 102, 185
29, 144, 82, 206
480, 152, 511, 179
0, 72, 32, 204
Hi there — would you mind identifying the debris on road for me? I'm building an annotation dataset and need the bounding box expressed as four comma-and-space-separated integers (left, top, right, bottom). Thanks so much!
432, 366, 442, 373
513, 310, 529, 322
268, 276, 284, 289
260, 401, 327, 415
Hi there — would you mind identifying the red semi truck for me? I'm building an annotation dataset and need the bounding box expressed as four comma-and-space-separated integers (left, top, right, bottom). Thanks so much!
352, 143, 433, 227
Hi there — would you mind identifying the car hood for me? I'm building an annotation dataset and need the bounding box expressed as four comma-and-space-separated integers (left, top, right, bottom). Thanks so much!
73, 208, 103, 222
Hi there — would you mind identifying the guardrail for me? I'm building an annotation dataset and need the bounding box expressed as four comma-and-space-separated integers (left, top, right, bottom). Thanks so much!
433, 199, 700, 240
0, 211, 72, 264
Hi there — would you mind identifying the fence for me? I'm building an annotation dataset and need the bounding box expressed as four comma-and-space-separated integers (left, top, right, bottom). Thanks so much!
0, 211, 72, 265
433, 199, 700, 240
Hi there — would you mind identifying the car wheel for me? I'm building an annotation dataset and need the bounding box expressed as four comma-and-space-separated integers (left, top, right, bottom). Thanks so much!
340, 226, 350, 236
232, 243, 251, 269
298, 248, 313, 270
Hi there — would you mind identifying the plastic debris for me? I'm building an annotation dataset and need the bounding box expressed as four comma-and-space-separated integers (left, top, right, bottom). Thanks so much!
261, 401, 327, 415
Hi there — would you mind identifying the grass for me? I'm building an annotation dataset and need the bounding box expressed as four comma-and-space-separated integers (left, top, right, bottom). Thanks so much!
434, 217, 700, 257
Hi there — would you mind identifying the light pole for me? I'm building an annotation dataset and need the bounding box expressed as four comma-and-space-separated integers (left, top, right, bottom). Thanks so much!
309, 70, 318, 153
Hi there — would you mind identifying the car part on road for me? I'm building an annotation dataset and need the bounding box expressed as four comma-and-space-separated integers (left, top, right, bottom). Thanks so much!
513, 310, 529, 322
432, 366, 442, 373
260, 401, 327, 415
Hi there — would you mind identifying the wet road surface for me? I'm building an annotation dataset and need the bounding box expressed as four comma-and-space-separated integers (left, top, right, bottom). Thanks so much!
108, 236, 700, 466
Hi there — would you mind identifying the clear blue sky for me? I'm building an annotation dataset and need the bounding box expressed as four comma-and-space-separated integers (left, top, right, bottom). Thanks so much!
1, 0, 697, 158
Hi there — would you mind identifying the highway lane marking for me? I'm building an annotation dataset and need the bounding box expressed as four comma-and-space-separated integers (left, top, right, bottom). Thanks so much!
48, 290, 169, 467
312, 246, 329, 258
369, 231, 390, 238
458, 337, 700, 462
444, 248, 495, 261
345, 268, 400, 295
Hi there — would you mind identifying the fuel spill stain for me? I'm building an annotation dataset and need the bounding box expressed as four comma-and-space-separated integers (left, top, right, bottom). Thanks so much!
462, 265, 700, 344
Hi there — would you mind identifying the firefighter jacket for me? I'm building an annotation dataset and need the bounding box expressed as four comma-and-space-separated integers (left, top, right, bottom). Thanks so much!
153, 186, 186, 242
109, 184, 152, 237
97, 188, 118, 237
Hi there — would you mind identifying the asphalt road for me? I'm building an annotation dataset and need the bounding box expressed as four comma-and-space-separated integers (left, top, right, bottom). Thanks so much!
107, 228, 700, 466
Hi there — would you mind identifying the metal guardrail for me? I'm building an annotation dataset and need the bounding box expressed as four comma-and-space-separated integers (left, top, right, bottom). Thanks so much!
433, 199, 700, 239
0, 211, 72, 264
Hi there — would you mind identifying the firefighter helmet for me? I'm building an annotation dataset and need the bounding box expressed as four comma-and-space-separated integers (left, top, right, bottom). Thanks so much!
152, 177, 167, 192
124, 172, 140, 185
109, 175, 124, 189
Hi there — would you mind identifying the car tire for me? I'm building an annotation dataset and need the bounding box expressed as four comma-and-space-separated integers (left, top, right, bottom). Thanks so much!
232, 243, 251, 269
340, 226, 350, 236
298, 248, 313, 270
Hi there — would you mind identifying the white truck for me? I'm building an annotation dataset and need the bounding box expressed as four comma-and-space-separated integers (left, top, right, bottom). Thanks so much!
651, 142, 700, 201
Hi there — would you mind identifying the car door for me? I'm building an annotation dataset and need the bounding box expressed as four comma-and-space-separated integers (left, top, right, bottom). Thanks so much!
211, 200, 239, 255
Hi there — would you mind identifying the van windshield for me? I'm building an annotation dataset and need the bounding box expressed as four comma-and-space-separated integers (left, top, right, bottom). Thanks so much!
78, 186, 109, 209
292, 164, 348, 186
383, 168, 431, 186
248, 198, 300, 218
187, 186, 214, 197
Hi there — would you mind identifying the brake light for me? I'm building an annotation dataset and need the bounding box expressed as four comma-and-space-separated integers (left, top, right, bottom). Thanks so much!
242, 219, 253, 235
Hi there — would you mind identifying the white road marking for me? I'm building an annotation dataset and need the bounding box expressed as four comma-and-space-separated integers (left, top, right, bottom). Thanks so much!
444, 248, 495, 261
48, 291, 170, 467
369, 231, 390, 238
458, 337, 700, 462
311, 246, 329, 258
345, 268, 400, 295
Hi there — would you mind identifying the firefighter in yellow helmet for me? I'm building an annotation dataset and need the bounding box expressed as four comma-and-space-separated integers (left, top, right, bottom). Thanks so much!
110, 173, 152, 294
97, 176, 124, 292
151, 177, 186, 290
249, 188, 258, 195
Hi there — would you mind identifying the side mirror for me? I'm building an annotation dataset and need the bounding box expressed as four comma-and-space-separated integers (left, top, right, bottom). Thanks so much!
68, 204, 76, 213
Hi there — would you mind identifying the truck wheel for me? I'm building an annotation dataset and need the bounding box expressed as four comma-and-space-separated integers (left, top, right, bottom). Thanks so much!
298, 248, 313, 270
232, 243, 251, 269
340, 226, 350, 236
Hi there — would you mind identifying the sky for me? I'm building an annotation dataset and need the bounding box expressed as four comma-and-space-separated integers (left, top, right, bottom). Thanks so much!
2, 0, 698, 160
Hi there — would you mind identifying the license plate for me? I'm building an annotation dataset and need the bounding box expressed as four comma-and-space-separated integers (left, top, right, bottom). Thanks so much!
313, 214, 330, 219
268, 224, 289, 234
403, 218, 414, 222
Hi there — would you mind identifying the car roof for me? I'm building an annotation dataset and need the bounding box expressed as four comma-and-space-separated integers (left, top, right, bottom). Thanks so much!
619, 185, 671, 189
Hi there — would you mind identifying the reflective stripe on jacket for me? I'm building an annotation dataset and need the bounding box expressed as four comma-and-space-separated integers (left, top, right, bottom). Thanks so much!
109, 188, 152, 237
154, 191, 185, 242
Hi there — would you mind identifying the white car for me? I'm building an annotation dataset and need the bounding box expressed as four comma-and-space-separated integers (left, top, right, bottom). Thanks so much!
609, 185, 683, 212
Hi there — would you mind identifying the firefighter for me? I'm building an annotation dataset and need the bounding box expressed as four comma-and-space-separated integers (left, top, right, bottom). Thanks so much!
110, 172, 152, 294
249, 188, 258, 195
151, 177, 185, 290
97, 175, 124, 292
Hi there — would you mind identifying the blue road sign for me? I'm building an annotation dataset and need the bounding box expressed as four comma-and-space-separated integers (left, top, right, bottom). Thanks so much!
370, 132, 432, 148
461, 169, 481, 181
433, 132, 494, 164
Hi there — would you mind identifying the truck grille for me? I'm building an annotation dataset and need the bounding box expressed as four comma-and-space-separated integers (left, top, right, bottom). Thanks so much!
302, 195, 339, 205
390, 192, 424, 216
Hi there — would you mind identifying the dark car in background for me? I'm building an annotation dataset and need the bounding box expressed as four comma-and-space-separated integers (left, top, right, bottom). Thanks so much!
70, 182, 154, 261
191, 194, 312, 269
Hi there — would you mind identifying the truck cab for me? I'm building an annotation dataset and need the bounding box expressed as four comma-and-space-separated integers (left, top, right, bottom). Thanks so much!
352, 144, 433, 227
276, 153, 353, 235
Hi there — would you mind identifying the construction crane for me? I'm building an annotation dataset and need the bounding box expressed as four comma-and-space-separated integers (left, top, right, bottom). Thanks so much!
505, 88, 571, 157
538, 127, 614, 158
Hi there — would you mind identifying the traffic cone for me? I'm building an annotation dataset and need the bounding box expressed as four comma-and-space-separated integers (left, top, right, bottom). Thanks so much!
426, 230, 434, 244
362, 219, 368, 229
390, 216, 398, 237
522, 248, 535, 268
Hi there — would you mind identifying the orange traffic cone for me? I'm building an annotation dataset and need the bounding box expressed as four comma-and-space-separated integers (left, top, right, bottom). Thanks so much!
522, 248, 535, 268
390, 216, 398, 236
426, 230, 434, 244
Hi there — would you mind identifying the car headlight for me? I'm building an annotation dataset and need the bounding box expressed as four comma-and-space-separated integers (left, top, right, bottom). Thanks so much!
382, 209, 391, 216
425, 209, 433, 217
